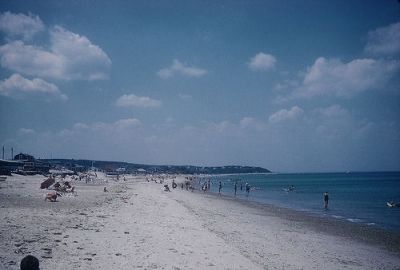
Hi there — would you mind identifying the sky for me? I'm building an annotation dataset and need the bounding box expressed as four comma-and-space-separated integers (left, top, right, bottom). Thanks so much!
0, 0, 399, 172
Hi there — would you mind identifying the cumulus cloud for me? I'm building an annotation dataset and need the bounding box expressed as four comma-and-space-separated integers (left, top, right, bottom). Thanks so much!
312, 105, 348, 118
0, 73, 67, 100
0, 41, 64, 79
0, 11, 44, 40
18, 128, 35, 135
248, 52, 276, 71
239, 117, 265, 130
294, 57, 399, 98
114, 118, 142, 129
0, 25, 111, 81
50, 26, 111, 80
365, 22, 400, 56
157, 59, 207, 79
269, 106, 304, 124
68, 118, 142, 135
115, 94, 161, 108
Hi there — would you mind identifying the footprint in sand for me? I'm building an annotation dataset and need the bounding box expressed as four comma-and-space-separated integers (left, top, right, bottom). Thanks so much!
41, 255, 52, 259
42, 247, 51, 251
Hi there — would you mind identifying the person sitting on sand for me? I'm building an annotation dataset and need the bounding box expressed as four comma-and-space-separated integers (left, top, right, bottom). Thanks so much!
54, 182, 61, 191
45, 191, 61, 202
20, 255, 40, 270
66, 186, 75, 194
164, 184, 171, 192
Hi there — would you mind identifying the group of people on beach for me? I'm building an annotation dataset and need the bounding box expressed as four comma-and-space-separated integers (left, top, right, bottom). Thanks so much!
204, 179, 251, 196
201, 178, 330, 210
232, 182, 250, 196
153, 175, 331, 210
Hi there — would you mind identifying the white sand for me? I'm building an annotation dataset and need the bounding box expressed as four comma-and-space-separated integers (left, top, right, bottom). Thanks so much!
1, 174, 399, 269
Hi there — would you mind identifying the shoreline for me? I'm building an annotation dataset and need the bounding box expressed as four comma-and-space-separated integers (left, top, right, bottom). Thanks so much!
196, 189, 400, 253
196, 172, 400, 233
1, 174, 399, 269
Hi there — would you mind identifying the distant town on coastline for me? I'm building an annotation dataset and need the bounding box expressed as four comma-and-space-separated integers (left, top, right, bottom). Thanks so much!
0, 152, 271, 176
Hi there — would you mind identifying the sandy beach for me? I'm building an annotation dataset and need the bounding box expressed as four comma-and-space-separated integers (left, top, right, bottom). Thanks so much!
1, 174, 399, 270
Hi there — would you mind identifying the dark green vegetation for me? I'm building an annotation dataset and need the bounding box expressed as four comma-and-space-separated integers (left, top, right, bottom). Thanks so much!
41, 159, 271, 174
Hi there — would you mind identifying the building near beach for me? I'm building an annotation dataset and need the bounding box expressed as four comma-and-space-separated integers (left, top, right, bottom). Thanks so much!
13, 153, 50, 175
0, 159, 24, 175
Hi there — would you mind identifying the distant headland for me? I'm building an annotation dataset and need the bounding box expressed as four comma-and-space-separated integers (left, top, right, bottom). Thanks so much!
42, 158, 271, 174
1, 152, 271, 175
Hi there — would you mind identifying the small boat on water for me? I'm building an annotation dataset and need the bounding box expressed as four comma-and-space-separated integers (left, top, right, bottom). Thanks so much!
387, 201, 398, 208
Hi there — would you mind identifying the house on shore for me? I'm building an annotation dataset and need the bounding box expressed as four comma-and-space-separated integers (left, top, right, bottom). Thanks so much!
13, 153, 50, 175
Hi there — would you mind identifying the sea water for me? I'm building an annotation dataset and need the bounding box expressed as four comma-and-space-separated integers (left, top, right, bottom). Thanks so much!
200, 172, 400, 232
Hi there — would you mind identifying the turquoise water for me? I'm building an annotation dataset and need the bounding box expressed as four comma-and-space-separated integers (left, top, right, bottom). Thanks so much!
200, 172, 400, 231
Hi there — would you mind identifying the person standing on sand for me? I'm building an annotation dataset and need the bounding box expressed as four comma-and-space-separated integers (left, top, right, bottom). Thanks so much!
324, 192, 329, 209
245, 182, 250, 196
234, 181, 237, 196
218, 181, 222, 194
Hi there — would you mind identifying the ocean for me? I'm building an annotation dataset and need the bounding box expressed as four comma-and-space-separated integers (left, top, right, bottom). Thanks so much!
199, 172, 400, 232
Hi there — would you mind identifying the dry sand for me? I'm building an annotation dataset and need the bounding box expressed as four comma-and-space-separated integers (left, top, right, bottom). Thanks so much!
1, 174, 399, 270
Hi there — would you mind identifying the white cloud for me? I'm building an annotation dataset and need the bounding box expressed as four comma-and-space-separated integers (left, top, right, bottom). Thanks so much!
50, 26, 111, 80
312, 105, 348, 118
0, 26, 111, 81
73, 123, 89, 130
115, 94, 161, 108
0, 73, 67, 100
365, 22, 400, 56
18, 128, 35, 135
0, 12, 44, 40
248, 52, 276, 71
239, 117, 265, 130
295, 57, 399, 98
157, 59, 207, 79
68, 118, 142, 135
114, 118, 142, 130
0, 41, 64, 79
269, 106, 304, 124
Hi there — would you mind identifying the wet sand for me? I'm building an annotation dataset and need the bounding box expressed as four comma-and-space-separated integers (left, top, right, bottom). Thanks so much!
0, 174, 399, 269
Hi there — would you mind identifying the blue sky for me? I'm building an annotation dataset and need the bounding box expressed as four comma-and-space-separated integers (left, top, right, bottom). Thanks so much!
0, 0, 399, 172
